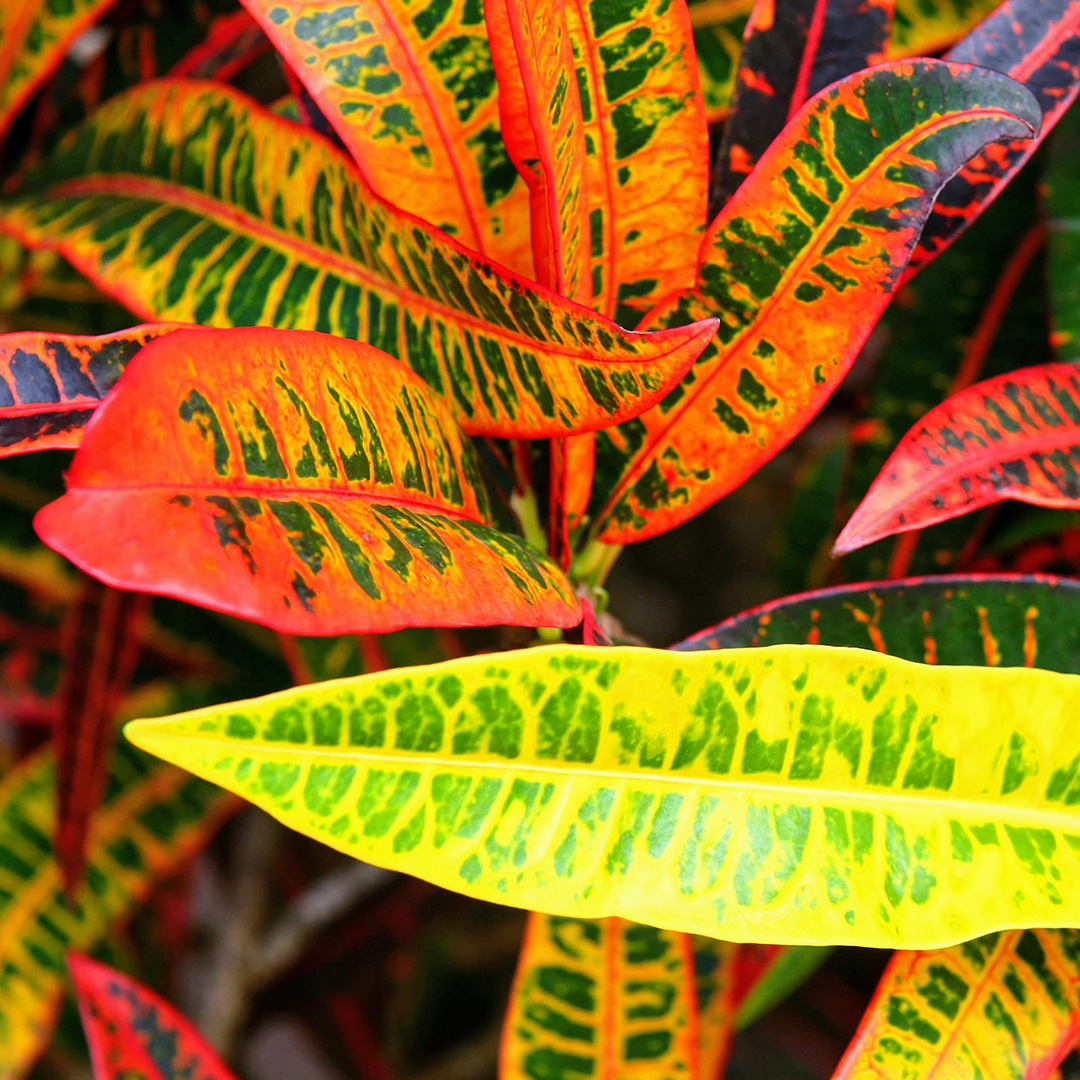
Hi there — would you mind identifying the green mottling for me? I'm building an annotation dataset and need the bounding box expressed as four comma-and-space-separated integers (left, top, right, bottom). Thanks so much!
304, 764, 357, 816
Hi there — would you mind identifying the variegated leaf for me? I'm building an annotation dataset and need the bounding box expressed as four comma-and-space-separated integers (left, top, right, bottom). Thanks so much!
500, 915, 700, 1080
35, 326, 581, 634
0, 80, 718, 440
691, 936, 737, 1078
686, 0, 753, 123
127, 642, 1080, 950
584, 60, 1040, 543
832, 930, 1080, 1079
0, 325, 181, 458
887, 0, 999, 59
238, 0, 534, 276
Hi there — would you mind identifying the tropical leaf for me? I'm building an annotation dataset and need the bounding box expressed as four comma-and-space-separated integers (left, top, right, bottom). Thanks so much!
691, 936, 737, 1078
833, 363, 1080, 556
0, 80, 718, 440
887, 0, 999, 60
583, 60, 1040, 543
500, 914, 700, 1080
832, 929, 1080, 1079
733, 945, 832, 1029
0, 0, 120, 143
70, 953, 238, 1080
237, 0, 534, 277
128, 641, 1080, 950
487, 0, 590, 305
35, 326, 581, 634
713, 0, 894, 209
0, 734, 232, 1079
676, 574, 1080, 672
0, 324, 180, 458
908, 0, 1080, 276
687, 0, 753, 124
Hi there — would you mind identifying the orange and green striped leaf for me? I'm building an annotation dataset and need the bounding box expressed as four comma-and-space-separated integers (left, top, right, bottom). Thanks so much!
0, 734, 233, 1079
908, 0, 1080, 276
585, 60, 1040, 543
0, 80, 717, 440
834, 364, 1080, 556
35, 326, 580, 634
690, 936, 737, 1078
832, 929, 1080, 1079
0, 0, 120, 144
0, 324, 180, 458
486, 0, 591, 304
127, 642, 1080, 950
238, 0, 534, 277
70, 953, 239, 1080
500, 915, 700, 1080
687, 0, 753, 123
713, 0, 894, 210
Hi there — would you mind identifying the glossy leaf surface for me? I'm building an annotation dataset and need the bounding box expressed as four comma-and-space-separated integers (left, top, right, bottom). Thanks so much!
677, 575, 1080, 672
36, 327, 580, 634
0, 325, 180, 458
128, 642, 1080, 950
833, 929, 1080, 1079
0, 80, 717, 439
834, 364, 1080, 555
500, 915, 699, 1079
909, 0, 1080, 275
239, 0, 534, 276
70, 954, 238, 1080
586, 60, 1040, 543
0, 738, 231, 1078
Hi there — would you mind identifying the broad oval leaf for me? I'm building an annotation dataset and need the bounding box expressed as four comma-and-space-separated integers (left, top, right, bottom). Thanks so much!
0, 80, 718, 439
238, 0, 534, 277
0, 324, 180, 458
70, 953, 238, 1080
0, 737, 232, 1079
676, 574, 1080, 672
35, 326, 581, 634
834, 364, 1080, 556
127, 642, 1080, 950
584, 60, 1040, 543
832, 929, 1080, 1079
500, 915, 701, 1079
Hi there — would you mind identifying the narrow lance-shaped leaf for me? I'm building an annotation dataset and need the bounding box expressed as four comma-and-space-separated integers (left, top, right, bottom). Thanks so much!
167, 9, 271, 81
832, 929, 1080, 1080
35, 326, 581, 634
0, 0, 120, 143
907, 0, 1080, 276
0, 324, 182, 458
69, 954, 239, 1080
833, 363, 1080, 556
583, 60, 1041, 544
0, 734, 233, 1079
128, 641, 1080, 950
237, 0, 535, 278
732, 945, 832, 1029
0, 80, 718, 440
487, 0, 591, 305
500, 915, 701, 1080
1048, 98, 1080, 363
676, 574, 1080, 671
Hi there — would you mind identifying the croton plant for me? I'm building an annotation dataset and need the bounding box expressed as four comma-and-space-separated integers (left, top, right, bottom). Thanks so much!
2, 0, 1080, 1075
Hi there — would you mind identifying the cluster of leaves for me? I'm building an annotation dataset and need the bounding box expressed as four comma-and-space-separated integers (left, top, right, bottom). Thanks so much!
3, 0, 1080, 1075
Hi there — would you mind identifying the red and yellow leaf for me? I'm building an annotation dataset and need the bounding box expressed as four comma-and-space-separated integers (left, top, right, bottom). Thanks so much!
833, 930, 1080, 1079
0, 324, 180, 458
70, 954, 238, 1080
500, 915, 700, 1080
908, 0, 1080, 275
487, 0, 591, 304
0, 80, 717, 440
834, 363, 1080, 555
35, 326, 581, 634
238, 0, 534, 277
583, 60, 1039, 543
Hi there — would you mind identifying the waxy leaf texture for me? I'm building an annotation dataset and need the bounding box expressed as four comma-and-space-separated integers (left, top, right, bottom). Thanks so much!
35, 327, 581, 634
585, 60, 1041, 543
835, 365, 1080, 555
127, 643, 1080, 950
0, 325, 180, 458
0, 80, 717, 439
501, 915, 700, 1080
70, 954, 238, 1080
